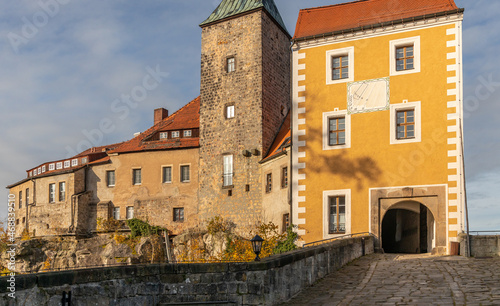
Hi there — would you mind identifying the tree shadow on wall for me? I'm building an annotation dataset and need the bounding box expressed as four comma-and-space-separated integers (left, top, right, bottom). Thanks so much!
298, 91, 382, 191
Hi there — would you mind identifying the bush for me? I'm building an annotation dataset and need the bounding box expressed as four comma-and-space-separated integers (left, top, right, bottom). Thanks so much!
126, 218, 166, 238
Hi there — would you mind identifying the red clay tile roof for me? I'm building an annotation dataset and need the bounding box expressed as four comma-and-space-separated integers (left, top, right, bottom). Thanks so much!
110, 96, 200, 154
293, 0, 459, 40
262, 111, 291, 162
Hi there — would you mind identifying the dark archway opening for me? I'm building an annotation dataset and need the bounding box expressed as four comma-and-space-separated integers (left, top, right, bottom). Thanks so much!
382, 204, 432, 254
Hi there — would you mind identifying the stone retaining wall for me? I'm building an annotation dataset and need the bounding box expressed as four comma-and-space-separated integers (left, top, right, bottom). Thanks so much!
0, 236, 374, 305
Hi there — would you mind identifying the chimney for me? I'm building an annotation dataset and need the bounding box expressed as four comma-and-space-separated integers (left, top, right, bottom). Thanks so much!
154, 108, 169, 125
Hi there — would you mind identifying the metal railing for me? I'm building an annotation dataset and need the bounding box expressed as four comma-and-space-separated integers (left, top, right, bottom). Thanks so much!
469, 231, 500, 235
303, 232, 373, 248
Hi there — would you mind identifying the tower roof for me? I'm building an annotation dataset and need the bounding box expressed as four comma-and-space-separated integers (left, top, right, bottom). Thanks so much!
200, 0, 288, 33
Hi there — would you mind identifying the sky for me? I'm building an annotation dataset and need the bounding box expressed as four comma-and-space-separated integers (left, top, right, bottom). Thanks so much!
0, 0, 498, 231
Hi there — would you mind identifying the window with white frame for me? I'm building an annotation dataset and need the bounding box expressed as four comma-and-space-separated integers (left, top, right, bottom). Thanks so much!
183, 130, 192, 137
226, 105, 235, 119
180, 165, 190, 183
390, 36, 420, 76
81, 157, 88, 164
49, 164, 55, 171
227, 57, 235, 73
113, 207, 120, 220
49, 184, 56, 203
107, 170, 116, 187
326, 47, 354, 85
171, 131, 180, 138
42, 166, 46, 173
323, 110, 351, 150
29, 171, 33, 177
38, 168, 41, 175
323, 189, 351, 239
56, 162, 63, 170
72, 159, 78, 167
126, 207, 134, 220
160, 132, 168, 139
132, 169, 142, 185
64, 161, 70, 168
162, 166, 172, 183
59, 182, 66, 202
223, 155, 233, 187
390, 101, 421, 144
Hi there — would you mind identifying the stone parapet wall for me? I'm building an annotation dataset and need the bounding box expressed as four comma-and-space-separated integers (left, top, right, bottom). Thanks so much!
0, 236, 373, 305
460, 234, 500, 257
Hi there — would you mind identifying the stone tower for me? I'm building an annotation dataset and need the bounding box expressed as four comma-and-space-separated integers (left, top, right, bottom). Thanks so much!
199, 0, 291, 230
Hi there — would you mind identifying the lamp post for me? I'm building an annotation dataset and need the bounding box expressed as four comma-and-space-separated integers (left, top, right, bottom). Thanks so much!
251, 235, 264, 261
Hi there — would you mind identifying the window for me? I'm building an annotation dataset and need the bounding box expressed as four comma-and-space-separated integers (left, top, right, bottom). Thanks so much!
42, 165, 46, 173
49, 184, 56, 203
323, 189, 351, 238
19, 191, 22, 209
180, 165, 190, 183
22, 217, 25, 223
173, 208, 184, 222
183, 130, 192, 137
396, 46, 414, 71
133, 169, 142, 185
29, 171, 33, 177
56, 162, 63, 170
282, 214, 290, 233
72, 159, 78, 167
81, 157, 88, 164
390, 101, 421, 144
113, 207, 120, 220
160, 132, 168, 139
64, 161, 70, 168
396, 110, 415, 139
326, 47, 354, 84
162, 166, 172, 183
227, 57, 235, 73
323, 110, 351, 150
226, 105, 235, 119
126, 207, 134, 220
59, 182, 66, 202
332, 55, 349, 80
329, 117, 346, 146
38, 168, 41, 175
107, 171, 116, 187
49, 163, 55, 171
223, 155, 233, 187
329, 196, 346, 234
281, 167, 288, 189
266, 173, 272, 193
26, 188, 29, 205
171, 131, 180, 138
390, 36, 420, 76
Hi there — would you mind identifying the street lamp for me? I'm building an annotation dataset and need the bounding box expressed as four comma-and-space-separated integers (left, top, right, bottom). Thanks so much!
250, 235, 264, 261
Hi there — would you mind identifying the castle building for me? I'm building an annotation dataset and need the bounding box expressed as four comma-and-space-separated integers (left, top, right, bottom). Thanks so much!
291, 0, 465, 254
7, 0, 467, 255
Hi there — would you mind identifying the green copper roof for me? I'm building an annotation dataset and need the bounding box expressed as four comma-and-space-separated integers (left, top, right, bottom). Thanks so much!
200, 0, 288, 33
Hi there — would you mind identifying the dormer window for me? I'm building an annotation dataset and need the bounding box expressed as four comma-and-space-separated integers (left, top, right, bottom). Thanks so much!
72, 159, 78, 167
49, 164, 55, 171
160, 132, 168, 139
172, 131, 180, 138
64, 161, 70, 168
184, 130, 192, 137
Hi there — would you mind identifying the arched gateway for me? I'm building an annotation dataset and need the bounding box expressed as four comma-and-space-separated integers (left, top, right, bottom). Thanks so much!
370, 185, 448, 255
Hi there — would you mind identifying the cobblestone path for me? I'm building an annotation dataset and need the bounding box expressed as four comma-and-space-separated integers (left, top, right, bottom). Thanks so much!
285, 254, 500, 305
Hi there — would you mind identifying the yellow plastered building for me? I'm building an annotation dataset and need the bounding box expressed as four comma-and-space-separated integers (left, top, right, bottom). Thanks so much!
291, 0, 465, 255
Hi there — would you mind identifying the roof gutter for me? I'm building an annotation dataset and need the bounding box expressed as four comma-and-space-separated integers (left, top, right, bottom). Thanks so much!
292, 8, 464, 43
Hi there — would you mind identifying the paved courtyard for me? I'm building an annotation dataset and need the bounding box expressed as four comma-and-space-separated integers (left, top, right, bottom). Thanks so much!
285, 253, 500, 305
